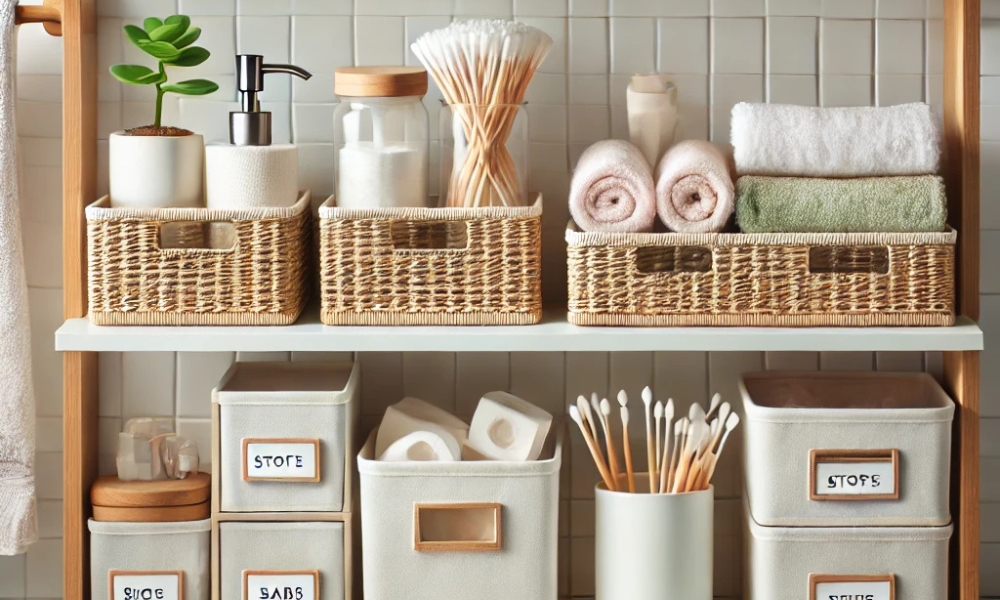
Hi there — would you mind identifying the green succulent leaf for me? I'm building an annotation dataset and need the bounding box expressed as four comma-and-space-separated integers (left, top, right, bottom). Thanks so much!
149, 23, 185, 43
123, 24, 149, 45
164, 15, 191, 31
135, 39, 181, 60
109, 64, 167, 86
171, 26, 201, 49
142, 17, 163, 33
163, 46, 210, 67
161, 79, 219, 96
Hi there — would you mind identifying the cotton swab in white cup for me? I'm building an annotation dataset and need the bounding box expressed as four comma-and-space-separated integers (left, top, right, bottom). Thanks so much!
619, 403, 636, 492
599, 398, 622, 487
570, 405, 616, 491
653, 400, 663, 486
640, 387, 655, 493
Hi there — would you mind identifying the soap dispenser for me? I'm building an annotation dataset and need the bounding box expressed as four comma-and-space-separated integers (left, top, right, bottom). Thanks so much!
205, 55, 312, 210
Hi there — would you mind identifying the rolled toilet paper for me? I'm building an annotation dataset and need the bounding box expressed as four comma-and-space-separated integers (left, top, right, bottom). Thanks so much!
375, 397, 470, 458
205, 144, 300, 210
378, 430, 461, 462
467, 391, 553, 461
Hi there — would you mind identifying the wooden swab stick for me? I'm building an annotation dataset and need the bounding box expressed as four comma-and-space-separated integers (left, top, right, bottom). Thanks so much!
700, 402, 730, 460
618, 400, 636, 493
640, 387, 656, 493
577, 396, 606, 472
662, 398, 674, 474
666, 417, 686, 493
570, 405, 616, 491
703, 413, 741, 487
599, 398, 622, 487
674, 420, 708, 494
653, 400, 663, 487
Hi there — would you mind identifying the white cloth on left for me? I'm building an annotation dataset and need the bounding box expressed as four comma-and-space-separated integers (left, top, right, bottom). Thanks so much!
0, 0, 38, 557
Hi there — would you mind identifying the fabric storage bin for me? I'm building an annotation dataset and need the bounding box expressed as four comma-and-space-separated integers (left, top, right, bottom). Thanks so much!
357, 429, 561, 600
318, 195, 543, 325
219, 521, 347, 600
214, 361, 359, 513
86, 192, 311, 325
740, 371, 954, 527
745, 501, 951, 600
90, 518, 210, 600
565, 224, 956, 326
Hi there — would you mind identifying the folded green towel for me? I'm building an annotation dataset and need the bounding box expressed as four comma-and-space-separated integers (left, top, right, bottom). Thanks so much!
735, 175, 947, 233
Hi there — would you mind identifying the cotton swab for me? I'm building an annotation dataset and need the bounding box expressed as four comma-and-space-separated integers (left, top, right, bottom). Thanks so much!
666, 417, 687, 493
599, 398, 622, 488
673, 419, 707, 494
700, 402, 731, 460
704, 392, 723, 421
570, 405, 616, 490
703, 412, 741, 487
620, 404, 636, 492
653, 400, 663, 486
660, 399, 674, 479
640, 387, 655, 493
578, 396, 598, 440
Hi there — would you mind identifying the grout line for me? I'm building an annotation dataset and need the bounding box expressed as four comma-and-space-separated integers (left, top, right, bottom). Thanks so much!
763, 12, 771, 103
817, 16, 824, 106
873, 1, 880, 106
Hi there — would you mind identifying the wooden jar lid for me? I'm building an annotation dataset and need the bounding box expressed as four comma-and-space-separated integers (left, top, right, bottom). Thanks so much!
91, 474, 211, 522
334, 66, 428, 98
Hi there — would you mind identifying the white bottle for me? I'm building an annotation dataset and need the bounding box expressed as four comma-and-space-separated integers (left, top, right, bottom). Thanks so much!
205, 55, 311, 210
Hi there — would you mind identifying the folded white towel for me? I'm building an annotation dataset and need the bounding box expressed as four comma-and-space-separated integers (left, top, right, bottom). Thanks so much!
730, 102, 940, 177
0, 0, 37, 556
655, 140, 735, 233
569, 140, 657, 233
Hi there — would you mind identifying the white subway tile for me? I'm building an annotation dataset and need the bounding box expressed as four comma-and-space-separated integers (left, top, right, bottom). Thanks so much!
178, 99, 240, 144
34, 452, 62, 500
98, 139, 110, 197
97, 101, 123, 139
821, 0, 875, 18
712, 73, 764, 106
291, 0, 353, 15
983, 296, 1000, 418
768, 0, 821, 15
765, 352, 820, 370
821, 19, 873, 75
17, 102, 61, 138
570, 18, 609, 74
927, 19, 943, 75
927, 0, 944, 18
878, 0, 926, 18
36, 500, 62, 539
122, 101, 155, 129
877, 19, 923, 74
22, 220, 61, 289
455, 0, 514, 17
98, 416, 121, 477
674, 104, 709, 141
405, 16, 451, 66
355, 16, 405, 66
99, 352, 123, 417
296, 143, 335, 203
658, 18, 709, 74
821, 74, 873, 106
568, 105, 610, 142
35, 417, 62, 453
712, 0, 765, 16
984, 232, 1000, 294
769, 74, 819, 105
356, 0, 452, 15
876, 352, 924, 371
570, 499, 595, 536
712, 18, 764, 74
985, 544, 1000, 596
455, 353, 511, 415
176, 352, 234, 418
176, 418, 214, 472
25, 539, 62, 597
610, 18, 655, 73
20, 138, 62, 168
238, 0, 292, 15
292, 16, 353, 95
97, 18, 123, 103
609, 102, 628, 139
20, 164, 61, 225
984, 104, 1000, 142
28, 287, 62, 418
360, 352, 404, 416
99, 0, 176, 17
510, 352, 566, 417
820, 352, 874, 370
526, 73, 568, 105
518, 17, 568, 74
769, 17, 817, 75
528, 104, 568, 142
984, 457, 1000, 501
402, 353, 457, 413
570, 0, 608, 17
668, 73, 709, 104
294, 73, 337, 103
238, 16, 291, 101
0, 554, 26, 597
612, 0, 709, 17
569, 74, 610, 105
982, 21, 1000, 76
292, 103, 335, 143
122, 352, 176, 419
179, 0, 236, 15
608, 72, 631, 104
569, 536, 595, 595
16, 22, 62, 75
982, 142, 1000, 229
514, 0, 568, 17
878, 74, 924, 106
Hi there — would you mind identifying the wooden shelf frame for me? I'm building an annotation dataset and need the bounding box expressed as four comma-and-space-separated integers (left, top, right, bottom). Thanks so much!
54, 2, 981, 600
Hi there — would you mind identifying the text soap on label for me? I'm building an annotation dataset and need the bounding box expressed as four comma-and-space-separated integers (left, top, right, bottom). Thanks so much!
244, 440, 319, 481
112, 573, 181, 600
245, 572, 318, 600
814, 459, 896, 497
814, 579, 893, 600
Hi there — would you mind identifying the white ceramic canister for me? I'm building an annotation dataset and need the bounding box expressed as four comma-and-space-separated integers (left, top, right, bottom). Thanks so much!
109, 131, 204, 209
595, 477, 713, 600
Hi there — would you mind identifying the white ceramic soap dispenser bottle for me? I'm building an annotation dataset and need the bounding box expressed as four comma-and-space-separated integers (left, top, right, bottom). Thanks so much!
205, 55, 312, 209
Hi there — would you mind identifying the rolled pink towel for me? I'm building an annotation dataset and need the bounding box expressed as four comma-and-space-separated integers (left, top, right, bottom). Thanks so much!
655, 140, 735, 233
570, 140, 657, 233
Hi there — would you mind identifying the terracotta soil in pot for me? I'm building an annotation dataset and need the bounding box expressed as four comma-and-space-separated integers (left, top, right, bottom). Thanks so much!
122, 125, 194, 136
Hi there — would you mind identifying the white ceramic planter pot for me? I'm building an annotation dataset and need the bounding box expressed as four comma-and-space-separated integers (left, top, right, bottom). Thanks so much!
109, 131, 205, 209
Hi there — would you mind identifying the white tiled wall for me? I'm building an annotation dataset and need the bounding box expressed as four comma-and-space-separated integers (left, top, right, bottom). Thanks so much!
4, 0, 999, 598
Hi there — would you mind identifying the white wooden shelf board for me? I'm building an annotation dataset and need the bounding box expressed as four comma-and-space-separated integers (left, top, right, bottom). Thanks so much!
54, 310, 984, 353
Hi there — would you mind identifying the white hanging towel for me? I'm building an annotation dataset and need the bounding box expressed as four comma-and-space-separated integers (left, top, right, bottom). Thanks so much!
0, 0, 38, 556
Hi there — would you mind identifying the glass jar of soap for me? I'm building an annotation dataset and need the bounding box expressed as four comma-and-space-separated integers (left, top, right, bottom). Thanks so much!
333, 66, 430, 209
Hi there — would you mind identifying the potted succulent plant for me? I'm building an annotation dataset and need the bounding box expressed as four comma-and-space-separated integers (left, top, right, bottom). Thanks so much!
109, 15, 219, 208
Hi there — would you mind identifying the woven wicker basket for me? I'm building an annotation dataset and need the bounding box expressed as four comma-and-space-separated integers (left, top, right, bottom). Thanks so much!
566, 222, 956, 327
87, 192, 311, 325
319, 196, 543, 325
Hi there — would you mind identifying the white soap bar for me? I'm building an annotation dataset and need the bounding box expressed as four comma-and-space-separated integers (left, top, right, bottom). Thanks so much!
379, 430, 461, 462
467, 391, 553, 461
375, 397, 470, 458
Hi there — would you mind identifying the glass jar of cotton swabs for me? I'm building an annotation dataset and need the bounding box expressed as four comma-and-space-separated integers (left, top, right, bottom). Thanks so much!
569, 387, 740, 600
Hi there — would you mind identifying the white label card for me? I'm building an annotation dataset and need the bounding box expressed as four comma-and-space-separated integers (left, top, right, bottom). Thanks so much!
814, 460, 896, 497
243, 440, 319, 481
111, 573, 181, 600
245, 573, 317, 600
814, 579, 893, 600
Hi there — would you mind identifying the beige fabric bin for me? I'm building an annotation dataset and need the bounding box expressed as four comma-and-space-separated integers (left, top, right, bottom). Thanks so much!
745, 501, 951, 600
219, 521, 345, 600
214, 361, 359, 513
740, 371, 953, 527
89, 518, 210, 600
357, 429, 561, 600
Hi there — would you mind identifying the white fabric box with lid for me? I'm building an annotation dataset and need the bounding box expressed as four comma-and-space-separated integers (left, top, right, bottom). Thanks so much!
214, 361, 359, 513
89, 518, 211, 600
745, 501, 951, 600
357, 429, 561, 600
740, 371, 954, 527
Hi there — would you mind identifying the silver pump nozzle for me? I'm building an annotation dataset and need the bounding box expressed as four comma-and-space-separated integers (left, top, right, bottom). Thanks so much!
231, 54, 312, 146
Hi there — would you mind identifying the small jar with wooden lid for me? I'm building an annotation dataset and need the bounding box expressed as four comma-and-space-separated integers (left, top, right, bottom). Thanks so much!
89, 474, 211, 600
333, 66, 430, 209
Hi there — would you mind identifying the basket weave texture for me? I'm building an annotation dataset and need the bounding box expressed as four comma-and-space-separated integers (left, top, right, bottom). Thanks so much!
87, 193, 311, 325
319, 196, 543, 325
566, 223, 956, 327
